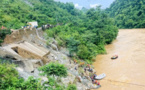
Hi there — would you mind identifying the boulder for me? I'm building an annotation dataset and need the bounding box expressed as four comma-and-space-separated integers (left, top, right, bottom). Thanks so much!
51, 44, 58, 51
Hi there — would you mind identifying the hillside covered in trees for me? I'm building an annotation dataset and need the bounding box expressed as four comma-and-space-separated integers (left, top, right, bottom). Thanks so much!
46, 8, 118, 61
0, 0, 83, 29
0, 0, 118, 61
106, 0, 145, 29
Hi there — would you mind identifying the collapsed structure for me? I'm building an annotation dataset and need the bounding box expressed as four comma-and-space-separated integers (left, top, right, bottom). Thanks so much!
0, 26, 99, 89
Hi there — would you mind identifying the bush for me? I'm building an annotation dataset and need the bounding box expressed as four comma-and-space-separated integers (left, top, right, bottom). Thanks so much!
67, 84, 77, 90
77, 45, 90, 60
0, 29, 11, 45
0, 63, 19, 89
0, 62, 43, 90
38, 62, 67, 78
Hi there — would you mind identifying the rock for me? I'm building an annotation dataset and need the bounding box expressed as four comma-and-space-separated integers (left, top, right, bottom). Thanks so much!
23, 60, 35, 72
61, 73, 75, 85
47, 53, 56, 61
40, 76, 48, 83
76, 76, 82, 83
51, 44, 58, 51
16, 67, 32, 80
12, 60, 25, 68
76, 82, 88, 90
33, 69, 40, 77
30, 59, 44, 67
60, 47, 70, 56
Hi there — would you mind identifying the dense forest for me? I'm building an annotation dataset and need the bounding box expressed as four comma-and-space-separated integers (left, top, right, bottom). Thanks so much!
46, 8, 118, 61
106, 0, 145, 28
0, 0, 83, 29
0, 0, 119, 89
0, 0, 118, 61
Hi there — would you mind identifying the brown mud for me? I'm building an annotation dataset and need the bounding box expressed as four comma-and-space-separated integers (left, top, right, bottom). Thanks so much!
93, 29, 145, 90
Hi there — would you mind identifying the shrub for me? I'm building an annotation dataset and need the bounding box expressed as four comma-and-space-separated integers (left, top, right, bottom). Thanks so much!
67, 84, 77, 90
0, 62, 43, 90
0, 63, 19, 89
38, 62, 67, 78
0, 29, 11, 45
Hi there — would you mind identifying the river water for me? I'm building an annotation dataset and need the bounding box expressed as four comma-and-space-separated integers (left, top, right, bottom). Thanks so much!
93, 29, 145, 90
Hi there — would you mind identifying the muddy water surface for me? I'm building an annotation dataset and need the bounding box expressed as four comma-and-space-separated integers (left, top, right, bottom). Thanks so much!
93, 29, 145, 90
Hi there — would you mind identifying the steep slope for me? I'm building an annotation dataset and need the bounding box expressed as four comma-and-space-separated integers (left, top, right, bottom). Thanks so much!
0, 0, 82, 29
106, 0, 145, 28
0, 27, 98, 90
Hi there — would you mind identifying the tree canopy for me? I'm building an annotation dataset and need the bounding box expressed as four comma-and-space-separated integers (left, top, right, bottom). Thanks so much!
106, 0, 145, 28
0, 0, 83, 29
38, 62, 67, 77
46, 7, 118, 60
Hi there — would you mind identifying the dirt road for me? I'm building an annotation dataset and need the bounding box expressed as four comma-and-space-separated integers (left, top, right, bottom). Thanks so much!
93, 29, 145, 90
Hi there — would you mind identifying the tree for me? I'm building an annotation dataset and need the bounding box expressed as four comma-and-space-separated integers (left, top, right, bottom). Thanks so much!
0, 0, 118, 61
66, 37, 80, 57
0, 63, 19, 89
38, 62, 67, 78
77, 45, 90, 59
0, 29, 11, 45
67, 84, 77, 90
0, 62, 42, 90
106, 0, 145, 28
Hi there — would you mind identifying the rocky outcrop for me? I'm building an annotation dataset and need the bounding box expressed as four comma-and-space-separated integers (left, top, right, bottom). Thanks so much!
2, 28, 36, 45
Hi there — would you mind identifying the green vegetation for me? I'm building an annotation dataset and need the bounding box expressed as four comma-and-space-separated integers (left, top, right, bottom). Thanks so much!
38, 62, 67, 78
46, 76, 66, 90
0, 29, 11, 45
0, 0, 83, 29
39, 62, 76, 90
106, 0, 145, 28
0, 59, 75, 90
0, 0, 120, 89
46, 7, 118, 60
0, 0, 118, 60
67, 84, 77, 90
0, 61, 43, 90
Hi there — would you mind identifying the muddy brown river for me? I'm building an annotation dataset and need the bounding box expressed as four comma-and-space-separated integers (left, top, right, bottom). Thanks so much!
93, 29, 145, 90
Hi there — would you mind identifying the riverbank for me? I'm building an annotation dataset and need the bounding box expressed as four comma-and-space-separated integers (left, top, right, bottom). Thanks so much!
93, 29, 145, 90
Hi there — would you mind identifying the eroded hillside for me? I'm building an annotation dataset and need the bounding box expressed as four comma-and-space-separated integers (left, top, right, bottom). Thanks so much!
0, 27, 99, 89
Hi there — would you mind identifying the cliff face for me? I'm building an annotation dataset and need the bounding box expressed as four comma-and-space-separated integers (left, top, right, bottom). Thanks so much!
2, 28, 37, 45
